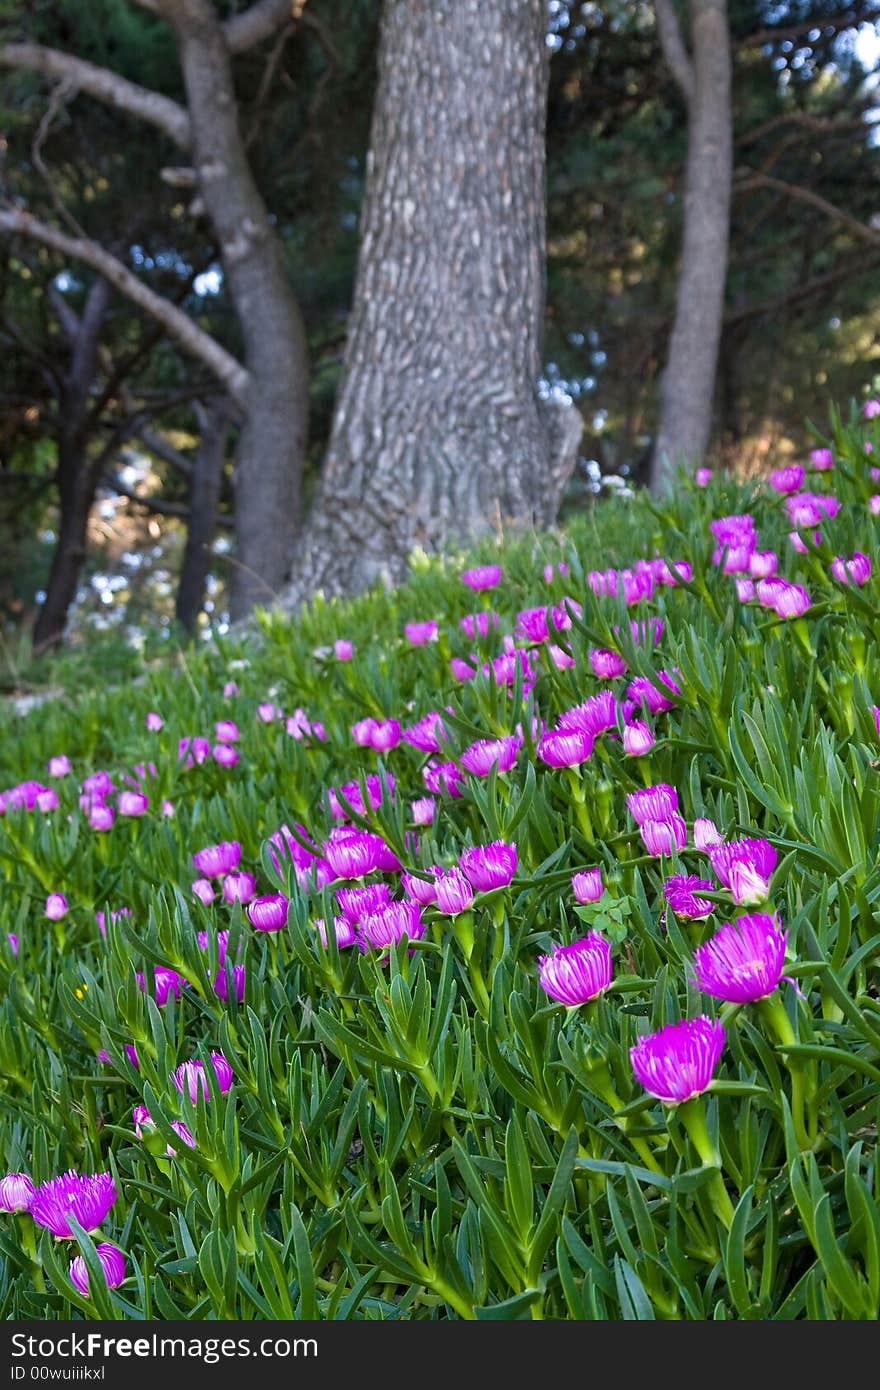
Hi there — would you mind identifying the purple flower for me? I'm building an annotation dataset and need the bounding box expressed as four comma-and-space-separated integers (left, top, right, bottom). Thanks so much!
572, 868, 604, 904
630, 1016, 725, 1105
623, 720, 654, 755
537, 728, 594, 768
404, 620, 438, 645
640, 815, 688, 856
222, 872, 256, 905
193, 841, 241, 878
810, 448, 834, 470
872, 705, 880, 740
0, 1173, 36, 1213
172, 1051, 234, 1102
48, 755, 72, 778
450, 656, 478, 685
215, 720, 239, 743
459, 735, 521, 777
134, 1107, 196, 1154
863, 399, 880, 419
401, 870, 439, 906
768, 464, 804, 495
45, 893, 69, 921
213, 964, 246, 1002
589, 648, 627, 679
257, 701, 280, 723
311, 914, 357, 950
96, 906, 131, 938
402, 710, 447, 753
433, 868, 475, 915
358, 900, 425, 951
334, 639, 354, 661
192, 878, 216, 905
708, 838, 777, 901
246, 893, 289, 932
461, 564, 502, 591
558, 691, 618, 737
89, 804, 114, 832
117, 790, 148, 817
663, 875, 715, 919
460, 610, 499, 639
327, 774, 392, 820
830, 552, 871, 586
324, 828, 401, 879
409, 796, 436, 825
336, 882, 392, 923
97, 1043, 139, 1070
459, 841, 517, 892
692, 912, 788, 1003
695, 468, 712, 487
748, 550, 777, 579
693, 818, 723, 850
213, 744, 239, 768
30, 1171, 117, 1239
422, 760, 466, 798
537, 933, 613, 1006
69, 1242, 126, 1297
146, 711, 163, 732
137, 967, 187, 1006
626, 784, 679, 826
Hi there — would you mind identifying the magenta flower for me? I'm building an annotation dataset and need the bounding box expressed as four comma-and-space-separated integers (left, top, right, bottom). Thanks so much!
537, 728, 594, 768
409, 796, 436, 825
246, 893, 289, 932
537, 933, 613, 1006
327, 773, 392, 820
830, 552, 871, 586
213, 744, 239, 768
549, 643, 575, 670
863, 399, 880, 419
334, 638, 354, 661
83, 771, 114, 798
422, 759, 466, 798
314, 916, 359, 949
768, 464, 804, 495
589, 648, 627, 679
193, 841, 241, 878
461, 564, 502, 591
371, 719, 401, 752
69, 1242, 126, 1297
137, 967, 186, 1006
736, 578, 756, 603
89, 804, 114, 832
31, 1171, 117, 1239
117, 790, 148, 817
460, 610, 499, 639
625, 676, 675, 715
450, 656, 477, 682
358, 900, 425, 951
640, 815, 688, 856
213, 964, 246, 1002
692, 912, 788, 1003
708, 838, 777, 900
214, 720, 240, 743
693, 818, 722, 849
97, 1043, 139, 1070
810, 447, 834, 470
257, 701, 280, 723
222, 872, 256, 905
433, 867, 475, 915
623, 720, 655, 755
558, 691, 618, 737
146, 712, 163, 732
459, 735, 521, 777
404, 620, 438, 645
695, 467, 712, 487
192, 878, 216, 905
572, 867, 603, 904
45, 893, 69, 921
133, 1106, 196, 1154
459, 841, 517, 892
769, 582, 812, 619
872, 705, 880, 739
0, 1173, 35, 1213
324, 827, 400, 878
223, 681, 240, 699
402, 710, 447, 753
96, 906, 131, 938
748, 550, 777, 579
401, 870, 439, 906
172, 1051, 234, 1102
870, 496, 880, 515
337, 882, 392, 923
626, 783, 679, 826
352, 717, 379, 747
48, 755, 71, 778
631, 1016, 725, 1105
178, 735, 210, 767
663, 875, 714, 919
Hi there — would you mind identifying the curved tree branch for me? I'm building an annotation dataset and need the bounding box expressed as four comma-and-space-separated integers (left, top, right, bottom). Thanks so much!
224, 0, 302, 54
0, 43, 191, 149
654, 0, 695, 104
0, 208, 250, 403
734, 172, 880, 248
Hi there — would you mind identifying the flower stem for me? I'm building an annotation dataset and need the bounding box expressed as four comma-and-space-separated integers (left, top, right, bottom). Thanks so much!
758, 992, 815, 1150
677, 1098, 735, 1231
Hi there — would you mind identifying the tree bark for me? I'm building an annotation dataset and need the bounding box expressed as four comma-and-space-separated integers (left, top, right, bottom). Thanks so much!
650, 0, 732, 494
32, 277, 112, 653
154, 0, 309, 621
175, 399, 230, 634
282, 0, 581, 608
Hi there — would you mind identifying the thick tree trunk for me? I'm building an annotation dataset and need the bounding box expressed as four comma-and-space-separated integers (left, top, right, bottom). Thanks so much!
32, 278, 112, 654
650, 0, 732, 494
160, 0, 309, 621
282, 0, 581, 608
175, 399, 230, 635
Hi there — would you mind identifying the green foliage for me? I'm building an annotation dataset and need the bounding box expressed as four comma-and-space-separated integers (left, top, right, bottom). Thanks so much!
1, 398, 880, 1318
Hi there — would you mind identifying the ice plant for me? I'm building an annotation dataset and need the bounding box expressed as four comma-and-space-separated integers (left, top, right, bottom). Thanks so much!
461, 564, 501, 591
830, 552, 871, 586
222, 871, 257, 905
692, 913, 788, 1003
337, 882, 392, 922
460, 611, 499, 639
433, 867, 475, 915
623, 720, 654, 755
589, 648, 627, 679
213, 744, 239, 768
0, 1173, 35, 1213
459, 841, 517, 892
537, 728, 594, 768
404, 620, 438, 645
30, 1171, 117, 1238
314, 916, 359, 949
402, 710, 447, 753
215, 720, 239, 743
709, 838, 777, 901
44, 893, 68, 921
334, 639, 354, 660
358, 900, 425, 951
68, 1242, 126, 1297
137, 967, 186, 1006
640, 815, 688, 856
192, 879, 216, 905
630, 1016, 725, 1105
117, 790, 148, 817
246, 894, 289, 932
537, 933, 613, 1006
172, 1051, 234, 1102
572, 868, 603, 904
146, 712, 163, 732
663, 875, 715, 919
192, 841, 241, 878
48, 755, 71, 778
810, 447, 833, 470
459, 735, 521, 777
626, 784, 679, 826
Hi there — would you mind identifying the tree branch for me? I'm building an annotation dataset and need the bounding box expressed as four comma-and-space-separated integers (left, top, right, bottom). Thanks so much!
224, 0, 303, 54
101, 470, 233, 526
0, 209, 250, 404
0, 44, 191, 149
739, 7, 880, 50
733, 172, 880, 248
653, 0, 695, 104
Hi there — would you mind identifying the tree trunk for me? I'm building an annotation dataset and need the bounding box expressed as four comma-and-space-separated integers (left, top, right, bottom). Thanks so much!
282, 0, 581, 608
175, 399, 230, 636
650, 0, 732, 494
160, 0, 309, 621
32, 277, 112, 654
